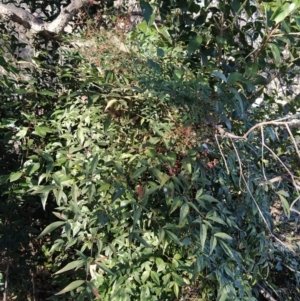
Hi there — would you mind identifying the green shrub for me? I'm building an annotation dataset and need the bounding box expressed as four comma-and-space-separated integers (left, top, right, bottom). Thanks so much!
1, 0, 300, 300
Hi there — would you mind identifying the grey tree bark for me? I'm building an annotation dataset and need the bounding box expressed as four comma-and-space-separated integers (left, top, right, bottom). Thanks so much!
0, 0, 101, 38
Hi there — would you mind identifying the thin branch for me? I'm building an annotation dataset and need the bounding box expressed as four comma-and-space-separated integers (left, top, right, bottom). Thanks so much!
255, 283, 277, 301
3, 259, 9, 301
273, 32, 300, 36
290, 195, 300, 214
0, 0, 98, 37
263, 143, 299, 191
218, 122, 297, 253
261, 126, 267, 181
215, 134, 230, 174
286, 124, 300, 159
31, 269, 36, 301
215, 118, 300, 140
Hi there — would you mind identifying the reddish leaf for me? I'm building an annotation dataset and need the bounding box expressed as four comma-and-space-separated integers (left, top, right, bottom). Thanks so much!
137, 186, 143, 198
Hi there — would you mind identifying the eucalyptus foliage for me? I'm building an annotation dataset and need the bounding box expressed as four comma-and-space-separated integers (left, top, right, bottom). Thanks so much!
1, 0, 300, 300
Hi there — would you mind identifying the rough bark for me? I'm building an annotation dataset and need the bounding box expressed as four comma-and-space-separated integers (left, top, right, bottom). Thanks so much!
0, 0, 100, 38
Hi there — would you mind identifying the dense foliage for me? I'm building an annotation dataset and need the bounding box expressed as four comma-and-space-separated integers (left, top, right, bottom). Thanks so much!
1, 0, 300, 300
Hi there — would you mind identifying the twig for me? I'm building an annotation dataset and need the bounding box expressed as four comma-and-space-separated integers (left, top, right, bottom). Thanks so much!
215, 119, 300, 140
3, 259, 9, 301
31, 269, 36, 301
221, 134, 295, 253
215, 134, 229, 174
255, 283, 277, 301
263, 143, 299, 191
290, 195, 300, 211
286, 123, 300, 159
261, 126, 267, 181
282, 263, 300, 274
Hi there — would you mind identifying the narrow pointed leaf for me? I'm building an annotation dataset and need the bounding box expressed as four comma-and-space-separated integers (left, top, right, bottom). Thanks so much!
55, 280, 85, 295
200, 223, 207, 251
179, 203, 189, 224
209, 236, 217, 255
37, 221, 65, 239
214, 232, 233, 240
55, 260, 85, 275
150, 271, 160, 285
96, 262, 116, 276
90, 154, 98, 175
10, 171, 23, 182
166, 230, 183, 246
131, 166, 147, 180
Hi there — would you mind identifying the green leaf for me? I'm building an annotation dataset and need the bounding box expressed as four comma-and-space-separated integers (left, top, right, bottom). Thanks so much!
179, 203, 189, 224
52, 174, 61, 187
219, 240, 235, 259
131, 166, 147, 180
54, 260, 85, 275
55, 280, 85, 295
41, 191, 50, 211
227, 72, 243, 84
96, 262, 116, 276
199, 194, 219, 203
140, 285, 151, 300
172, 272, 187, 286
169, 197, 183, 214
188, 36, 202, 56
218, 292, 228, 301
132, 231, 152, 248
214, 232, 233, 240
212, 71, 227, 83
166, 151, 177, 165
16, 127, 28, 138
25, 162, 40, 176
156, 258, 165, 273
195, 188, 203, 200
173, 282, 179, 298
37, 221, 65, 239
104, 98, 119, 112
200, 223, 207, 251
35, 126, 52, 137
9, 171, 23, 182
278, 194, 290, 218
271, 2, 300, 24
52, 211, 67, 221
159, 27, 172, 45
133, 206, 142, 227
206, 215, 227, 226
268, 43, 281, 65
90, 154, 98, 175
103, 115, 111, 132
40, 152, 54, 162
77, 127, 84, 145
182, 157, 192, 174
140, 1, 155, 26
145, 147, 157, 158
38, 90, 58, 96
31, 185, 56, 194
150, 271, 160, 286
143, 185, 160, 199
87, 281, 100, 298
71, 184, 78, 203
277, 190, 289, 197
209, 236, 217, 255
112, 186, 125, 201
166, 230, 183, 246
187, 201, 200, 214
88, 184, 96, 203
141, 270, 150, 283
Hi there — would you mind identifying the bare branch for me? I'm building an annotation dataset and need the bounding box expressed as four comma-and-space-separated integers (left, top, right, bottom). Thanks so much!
215, 116, 300, 140
0, 0, 98, 37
